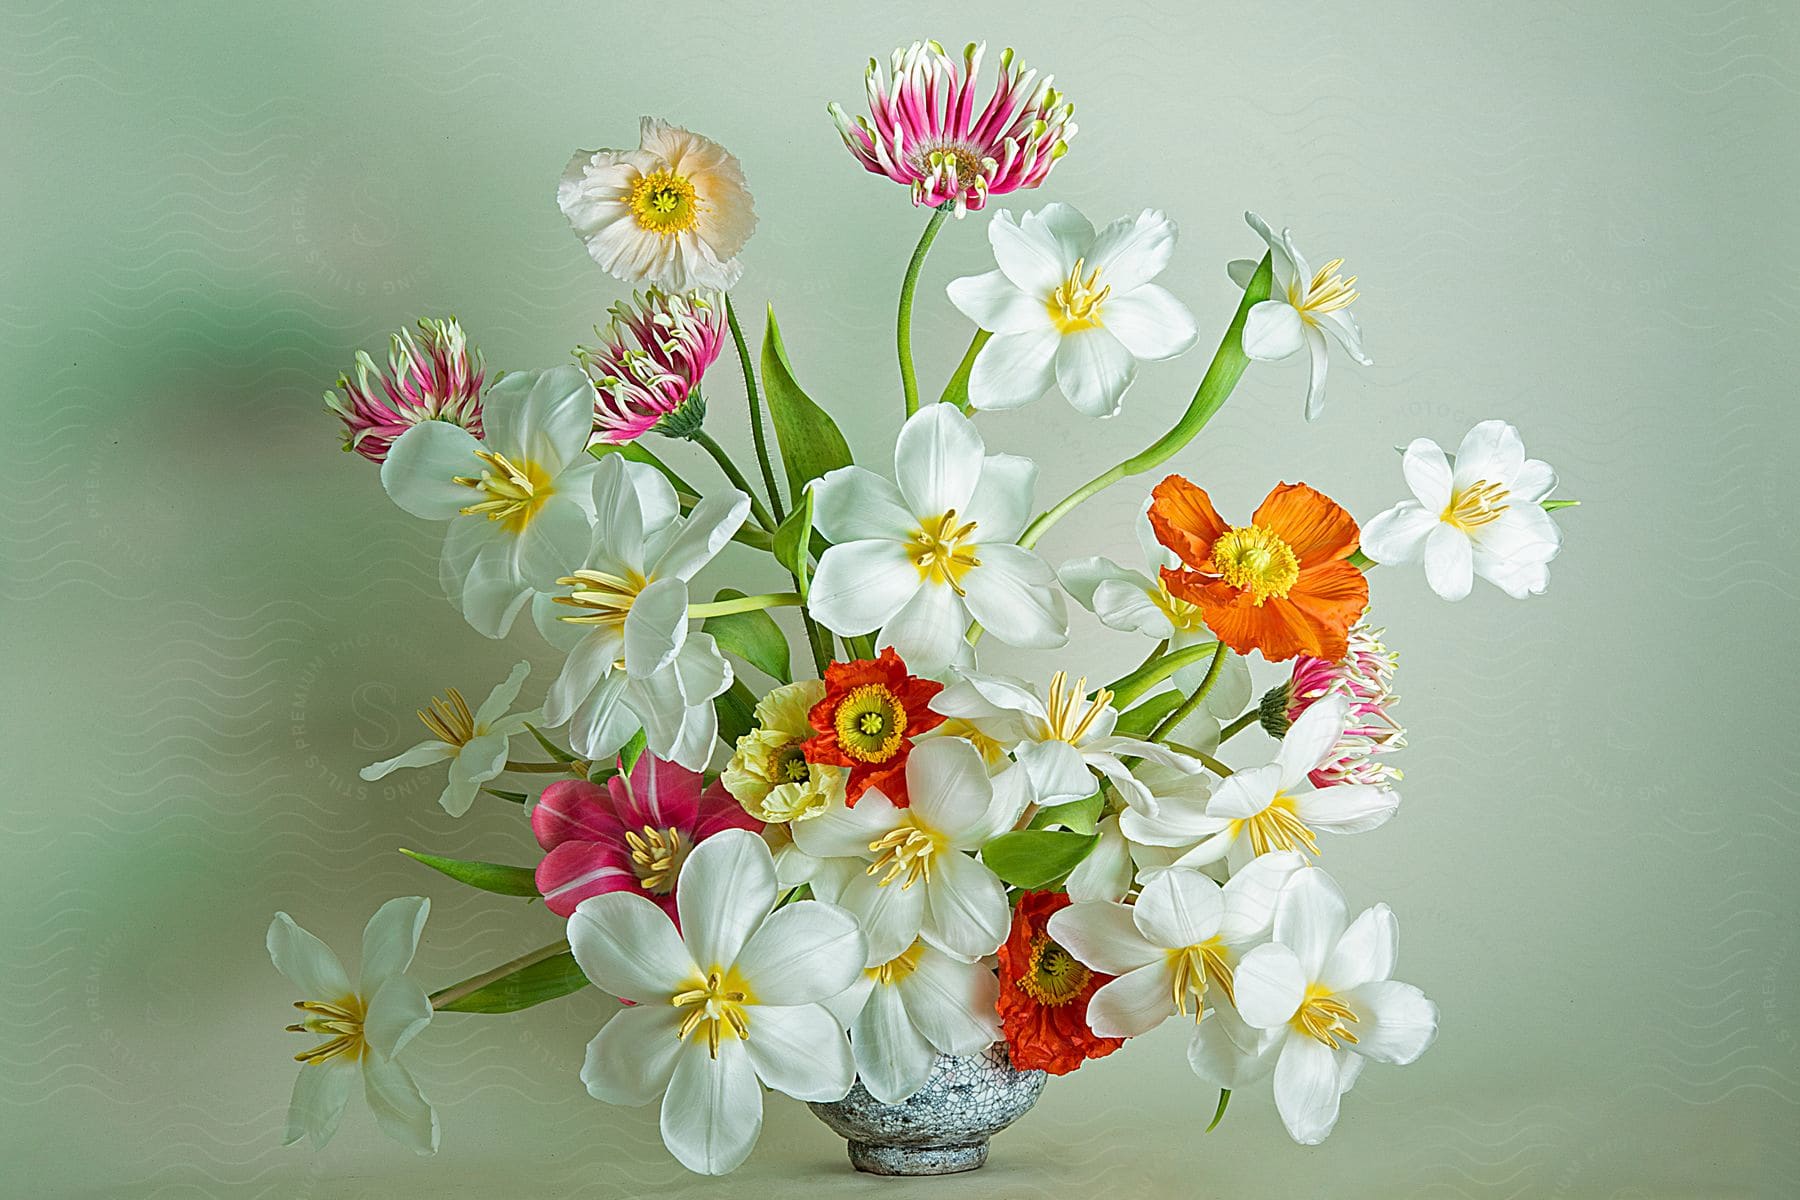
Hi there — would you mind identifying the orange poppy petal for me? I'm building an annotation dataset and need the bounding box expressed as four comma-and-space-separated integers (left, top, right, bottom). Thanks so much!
1148, 475, 1229, 569
1252, 482, 1361, 567
1284, 560, 1369, 660
1200, 594, 1313, 662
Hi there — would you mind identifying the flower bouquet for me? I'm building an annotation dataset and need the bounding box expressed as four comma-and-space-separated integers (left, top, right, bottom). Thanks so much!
272, 39, 1576, 1176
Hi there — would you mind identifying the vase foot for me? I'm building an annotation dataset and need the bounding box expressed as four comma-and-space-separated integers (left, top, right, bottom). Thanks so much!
848, 1139, 988, 1176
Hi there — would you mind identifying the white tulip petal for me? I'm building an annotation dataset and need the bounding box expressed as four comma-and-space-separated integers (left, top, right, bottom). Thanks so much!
897, 949, 1000, 1055
660, 1039, 763, 1176
1013, 738, 1096, 808
364, 974, 432, 1061
1452, 419, 1526, 492
1241, 300, 1306, 361
440, 733, 505, 816
809, 467, 915, 542
1047, 901, 1162, 974
1276, 696, 1351, 785
1342, 980, 1439, 1064
733, 901, 865, 1006
968, 327, 1061, 410
1510, 457, 1558, 503
808, 539, 920, 637
1218, 851, 1307, 943
582, 1003, 685, 1105
745, 1002, 855, 1101
456, 537, 534, 638
905, 738, 995, 840
677, 829, 776, 970
1205, 763, 1284, 821
836, 868, 928, 966
1295, 784, 1399, 834
1099, 284, 1198, 361
471, 661, 531, 728
623, 577, 690, 679
566, 670, 632, 761
1321, 904, 1398, 994
361, 1055, 439, 1156
1423, 523, 1475, 601
1272, 1034, 1344, 1146
1233, 942, 1308, 1029
588, 455, 648, 556
654, 491, 750, 581
791, 788, 902, 860
1275, 869, 1349, 979
1087, 961, 1178, 1038
1401, 438, 1454, 511
1056, 556, 1141, 612
380, 421, 485, 520
267, 913, 351, 999
1315, 306, 1371, 364
360, 740, 455, 781
894, 403, 984, 518
1187, 1002, 1275, 1090
1358, 502, 1436, 566
1092, 578, 1174, 639
568, 890, 696, 1002
990, 206, 1081, 294
874, 582, 968, 676
963, 452, 1038, 543
961, 545, 1067, 650
1302, 325, 1331, 420
514, 493, 594, 591
1054, 328, 1138, 418
1062, 816, 1135, 903
1133, 867, 1225, 949
484, 365, 597, 470
1086, 208, 1178, 294
947, 268, 1050, 334
923, 850, 1010, 960
285, 1061, 355, 1149
852, 984, 937, 1104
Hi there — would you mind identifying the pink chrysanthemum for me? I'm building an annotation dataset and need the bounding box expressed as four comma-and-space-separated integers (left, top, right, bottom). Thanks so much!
574, 289, 727, 443
531, 752, 761, 919
1277, 619, 1405, 789
325, 317, 484, 463
829, 41, 1077, 216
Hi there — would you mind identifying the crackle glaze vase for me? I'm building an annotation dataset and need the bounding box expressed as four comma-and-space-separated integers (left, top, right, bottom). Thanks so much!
807, 1044, 1048, 1176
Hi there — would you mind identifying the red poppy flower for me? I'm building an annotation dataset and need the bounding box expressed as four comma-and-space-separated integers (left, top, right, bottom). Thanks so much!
996, 891, 1123, 1075
1149, 476, 1368, 663
803, 647, 944, 806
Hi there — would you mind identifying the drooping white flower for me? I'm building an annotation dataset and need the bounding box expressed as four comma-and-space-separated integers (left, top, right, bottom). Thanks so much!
808, 404, 1067, 675
381, 366, 600, 638
1125, 695, 1399, 867
825, 938, 1001, 1104
1230, 211, 1371, 420
1062, 760, 1218, 903
558, 117, 757, 293
947, 204, 1198, 417
569, 829, 865, 1175
1048, 854, 1303, 1042
929, 669, 1201, 816
267, 898, 438, 1155
538, 454, 749, 771
359, 662, 538, 816
1359, 420, 1563, 601
790, 737, 1028, 964
1226, 867, 1439, 1144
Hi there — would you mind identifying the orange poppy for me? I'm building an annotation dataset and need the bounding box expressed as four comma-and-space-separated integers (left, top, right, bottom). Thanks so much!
803, 648, 944, 807
996, 891, 1123, 1075
1149, 476, 1368, 663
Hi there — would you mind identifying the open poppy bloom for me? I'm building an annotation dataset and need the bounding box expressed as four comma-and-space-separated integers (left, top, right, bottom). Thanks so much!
1148, 477, 1368, 663
803, 648, 945, 806
996, 890, 1123, 1075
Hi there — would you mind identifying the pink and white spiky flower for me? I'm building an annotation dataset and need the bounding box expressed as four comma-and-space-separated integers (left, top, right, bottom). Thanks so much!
326, 317, 485, 463
829, 41, 1076, 216
1275, 619, 1405, 789
574, 290, 727, 444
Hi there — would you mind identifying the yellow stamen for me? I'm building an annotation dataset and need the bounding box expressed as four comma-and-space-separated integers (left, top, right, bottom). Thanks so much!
623, 825, 689, 894
1442, 479, 1510, 532
1289, 257, 1360, 319
1018, 933, 1090, 1006
1044, 671, 1112, 745
1209, 524, 1300, 606
1168, 938, 1236, 1022
671, 967, 754, 1059
628, 169, 701, 236
552, 568, 650, 664
1292, 984, 1360, 1050
416, 687, 475, 747
908, 509, 981, 593
1230, 791, 1321, 858
1150, 576, 1206, 632
867, 822, 942, 889
867, 940, 927, 986
287, 996, 368, 1064
1047, 257, 1111, 333
453, 449, 554, 534
833, 683, 908, 763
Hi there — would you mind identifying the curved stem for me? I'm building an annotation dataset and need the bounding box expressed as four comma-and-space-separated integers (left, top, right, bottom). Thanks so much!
725, 295, 785, 521
1148, 642, 1230, 744
692, 429, 777, 532
1217, 709, 1260, 744
898, 205, 951, 418
1107, 641, 1222, 711
1017, 254, 1273, 551
687, 592, 803, 619
429, 940, 569, 1011
1163, 741, 1234, 778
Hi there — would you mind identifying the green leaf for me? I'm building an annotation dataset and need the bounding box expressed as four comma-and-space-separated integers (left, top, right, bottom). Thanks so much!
1207, 1089, 1231, 1133
524, 722, 579, 764
981, 830, 1099, 890
715, 679, 758, 749
481, 787, 529, 804
587, 438, 699, 499
1115, 691, 1185, 737
1028, 790, 1104, 835
772, 487, 815, 595
398, 848, 539, 897
937, 329, 991, 410
1543, 498, 1581, 512
1107, 642, 1220, 710
761, 305, 854, 497
618, 729, 648, 773
434, 951, 589, 1014
703, 588, 792, 684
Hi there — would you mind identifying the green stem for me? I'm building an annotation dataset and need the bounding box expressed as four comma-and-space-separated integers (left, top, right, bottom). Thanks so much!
501, 760, 576, 774
1107, 641, 1222, 711
937, 328, 992, 411
725, 295, 785, 521
1148, 643, 1230, 744
692, 429, 777, 532
1218, 709, 1260, 744
1163, 741, 1234, 778
800, 610, 834, 677
429, 940, 569, 1011
1018, 254, 1274, 551
687, 591, 803, 619
898, 205, 951, 418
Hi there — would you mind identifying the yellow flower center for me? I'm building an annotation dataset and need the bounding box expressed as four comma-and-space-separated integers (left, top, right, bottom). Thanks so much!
454, 449, 555, 534
1047, 257, 1111, 333
932, 718, 1010, 766
1287, 257, 1360, 322
1230, 791, 1320, 858
628, 169, 701, 236
415, 687, 476, 747
866, 819, 943, 889
1167, 938, 1235, 1023
552, 567, 651, 665
833, 683, 908, 763
767, 744, 812, 784
1209, 524, 1300, 606
1043, 670, 1112, 745
672, 966, 755, 1059
1019, 932, 1090, 1006
624, 825, 689, 894
286, 995, 368, 1064
867, 940, 927, 986
1150, 576, 1207, 633
1292, 983, 1360, 1050
908, 509, 981, 593
1442, 479, 1510, 532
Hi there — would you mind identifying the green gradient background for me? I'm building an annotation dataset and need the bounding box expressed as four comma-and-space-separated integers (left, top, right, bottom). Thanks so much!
6, 2, 1796, 1196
